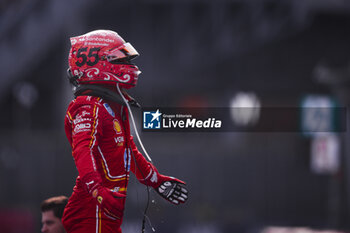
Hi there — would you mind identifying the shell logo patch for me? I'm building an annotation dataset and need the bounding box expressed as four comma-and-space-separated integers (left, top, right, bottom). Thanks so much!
92, 189, 98, 198
113, 119, 122, 134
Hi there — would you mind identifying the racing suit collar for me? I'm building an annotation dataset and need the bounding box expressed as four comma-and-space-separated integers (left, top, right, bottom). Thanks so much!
74, 84, 141, 108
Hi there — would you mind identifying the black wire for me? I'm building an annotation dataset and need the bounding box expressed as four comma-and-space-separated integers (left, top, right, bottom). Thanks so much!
130, 145, 154, 233
116, 84, 154, 232
141, 186, 151, 233
119, 103, 150, 233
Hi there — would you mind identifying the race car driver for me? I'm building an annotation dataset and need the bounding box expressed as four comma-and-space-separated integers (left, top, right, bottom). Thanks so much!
61, 30, 188, 233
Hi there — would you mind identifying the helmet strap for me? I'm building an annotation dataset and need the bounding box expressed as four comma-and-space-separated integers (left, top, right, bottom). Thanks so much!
67, 69, 81, 87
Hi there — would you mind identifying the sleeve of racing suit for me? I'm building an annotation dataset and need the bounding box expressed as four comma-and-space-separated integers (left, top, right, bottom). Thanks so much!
129, 136, 158, 186
68, 103, 102, 178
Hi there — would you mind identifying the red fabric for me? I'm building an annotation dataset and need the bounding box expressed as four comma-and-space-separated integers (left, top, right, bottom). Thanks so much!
81, 172, 126, 220
129, 136, 154, 183
62, 96, 152, 233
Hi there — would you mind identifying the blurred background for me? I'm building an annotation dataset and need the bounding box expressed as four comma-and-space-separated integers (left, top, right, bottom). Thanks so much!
1, 0, 350, 232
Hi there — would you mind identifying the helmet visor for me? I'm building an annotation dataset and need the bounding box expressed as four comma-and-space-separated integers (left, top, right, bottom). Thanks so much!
106, 42, 139, 62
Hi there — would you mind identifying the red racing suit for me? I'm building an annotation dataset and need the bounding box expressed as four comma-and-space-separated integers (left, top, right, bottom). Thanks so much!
62, 95, 155, 233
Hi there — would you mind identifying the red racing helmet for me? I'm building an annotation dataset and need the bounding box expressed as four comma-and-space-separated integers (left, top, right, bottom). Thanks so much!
68, 30, 141, 89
